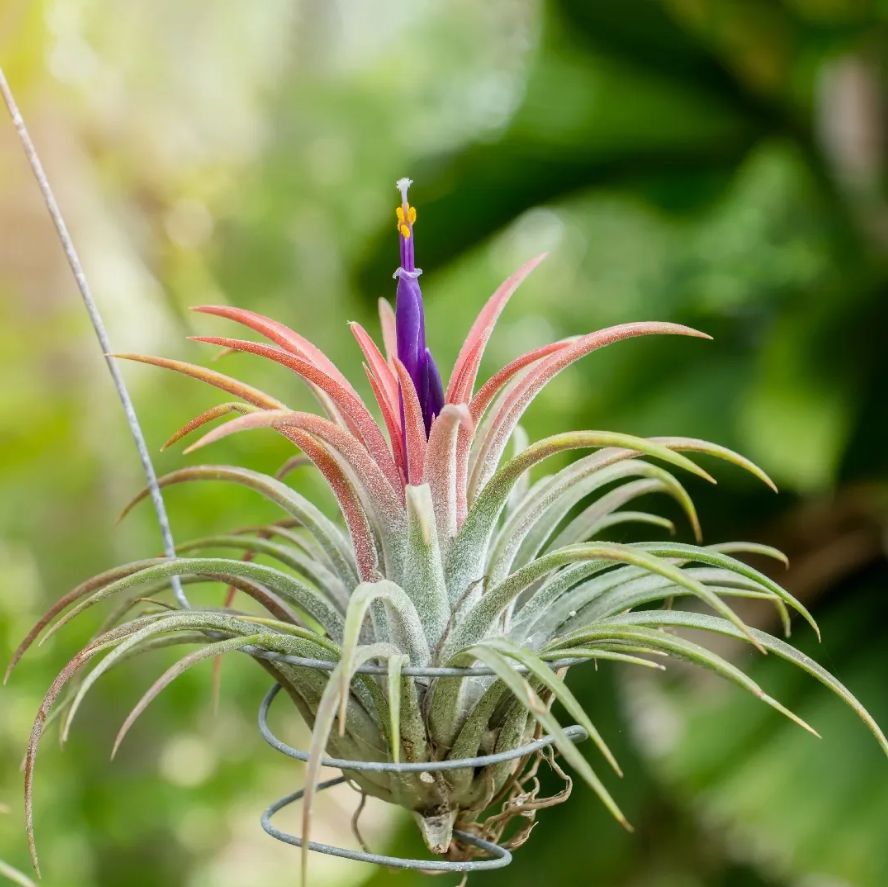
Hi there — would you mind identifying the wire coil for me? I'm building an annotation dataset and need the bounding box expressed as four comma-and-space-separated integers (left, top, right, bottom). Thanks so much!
258, 680, 589, 872
262, 777, 513, 872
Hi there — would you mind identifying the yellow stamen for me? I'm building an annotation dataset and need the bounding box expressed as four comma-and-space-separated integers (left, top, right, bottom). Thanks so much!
396, 206, 405, 224
407, 206, 417, 224
399, 223, 411, 239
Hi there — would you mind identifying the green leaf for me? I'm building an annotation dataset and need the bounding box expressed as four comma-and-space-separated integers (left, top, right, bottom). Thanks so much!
601, 610, 888, 756
385, 655, 408, 765
59, 612, 335, 742
40, 558, 343, 645
0, 858, 37, 887
448, 543, 763, 656
556, 623, 819, 737
176, 534, 349, 609
400, 484, 450, 638
489, 459, 701, 585
336, 580, 429, 729
631, 542, 816, 637
473, 636, 623, 776
301, 642, 402, 884
649, 436, 777, 492
455, 644, 632, 831
119, 465, 358, 584
447, 430, 717, 603
111, 633, 266, 757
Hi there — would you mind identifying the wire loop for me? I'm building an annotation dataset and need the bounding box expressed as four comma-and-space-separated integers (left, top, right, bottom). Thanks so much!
253, 650, 586, 678
261, 777, 513, 872
258, 680, 589, 871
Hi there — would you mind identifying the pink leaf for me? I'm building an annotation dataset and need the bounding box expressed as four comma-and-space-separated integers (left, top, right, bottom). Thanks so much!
469, 339, 571, 421
393, 358, 427, 484
378, 298, 398, 363
446, 337, 485, 408
185, 409, 405, 518
282, 427, 380, 582
185, 411, 382, 582
274, 455, 312, 480
446, 253, 547, 403
363, 364, 407, 482
112, 353, 286, 409
190, 336, 401, 493
193, 305, 356, 393
162, 402, 259, 450
192, 305, 359, 429
451, 339, 568, 523
349, 321, 400, 410
470, 323, 711, 498
424, 404, 474, 541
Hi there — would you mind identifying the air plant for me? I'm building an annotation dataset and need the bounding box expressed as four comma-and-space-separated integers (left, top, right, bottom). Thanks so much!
10, 177, 887, 882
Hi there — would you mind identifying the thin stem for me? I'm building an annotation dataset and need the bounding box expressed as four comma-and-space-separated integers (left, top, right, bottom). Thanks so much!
0, 67, 188, 608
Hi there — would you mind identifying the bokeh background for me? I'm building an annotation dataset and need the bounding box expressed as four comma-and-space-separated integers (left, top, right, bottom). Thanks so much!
1, 2, 886, 885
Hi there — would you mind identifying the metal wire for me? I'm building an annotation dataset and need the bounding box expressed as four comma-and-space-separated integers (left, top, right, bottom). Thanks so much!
0, 67, 189, 610
258, 680, 589, 870
262, 776, 512, 872
260, 682, 589, 772
250, 650, 587, 678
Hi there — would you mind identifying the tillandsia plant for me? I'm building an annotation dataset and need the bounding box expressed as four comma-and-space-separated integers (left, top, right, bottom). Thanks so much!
11, 177, 888, 881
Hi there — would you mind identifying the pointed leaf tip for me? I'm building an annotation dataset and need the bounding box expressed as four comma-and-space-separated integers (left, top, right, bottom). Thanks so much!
763, 694, 822, 739
680, 328, 713, 341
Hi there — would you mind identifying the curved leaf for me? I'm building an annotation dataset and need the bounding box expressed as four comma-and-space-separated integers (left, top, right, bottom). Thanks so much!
469, 322, 711, 495
454, 644, 632, 831
602, 610, 888, 756
118, 465, 357, 585
447, 431, 715, 603
446, 252, 547, 403
41, 558, 343, 645
447, 543, 762, 657
112, 353, 284, 409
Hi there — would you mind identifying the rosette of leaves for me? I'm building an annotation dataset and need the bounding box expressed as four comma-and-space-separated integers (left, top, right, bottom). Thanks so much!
10, 181, 886, 881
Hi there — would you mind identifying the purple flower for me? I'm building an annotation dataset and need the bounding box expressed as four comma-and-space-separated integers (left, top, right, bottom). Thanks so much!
393, 177, 444, 435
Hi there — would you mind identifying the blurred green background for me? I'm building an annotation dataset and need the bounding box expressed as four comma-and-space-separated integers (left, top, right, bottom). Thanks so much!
1, 1, 886, 885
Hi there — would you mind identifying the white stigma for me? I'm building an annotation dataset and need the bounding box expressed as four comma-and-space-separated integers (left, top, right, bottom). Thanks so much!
396, 177, 413, 204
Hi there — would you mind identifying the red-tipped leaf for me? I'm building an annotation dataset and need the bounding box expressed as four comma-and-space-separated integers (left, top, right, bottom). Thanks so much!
446, 253, 547, 403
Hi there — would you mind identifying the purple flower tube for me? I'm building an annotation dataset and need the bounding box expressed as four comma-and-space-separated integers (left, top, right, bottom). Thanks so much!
393, 177, 444, 435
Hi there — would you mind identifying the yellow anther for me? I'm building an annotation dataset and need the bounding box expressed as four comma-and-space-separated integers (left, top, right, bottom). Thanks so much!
399, 223, 411, 239
407, 206, 417, 224
396, 206, 406, 224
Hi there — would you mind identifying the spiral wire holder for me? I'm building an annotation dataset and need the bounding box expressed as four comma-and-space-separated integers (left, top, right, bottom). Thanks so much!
258, 673, 590, 873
